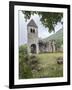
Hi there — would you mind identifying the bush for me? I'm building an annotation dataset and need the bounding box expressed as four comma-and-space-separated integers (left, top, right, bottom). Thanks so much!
19, 62, 33, 79
19, 44, 27, 55
29, 55, 40, 71
30, 55, 39, 64
19, 45, 40, 79
19, 45, 33, 79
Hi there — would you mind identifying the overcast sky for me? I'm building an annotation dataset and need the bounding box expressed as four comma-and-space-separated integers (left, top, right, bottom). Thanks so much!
18, 11, 62, 45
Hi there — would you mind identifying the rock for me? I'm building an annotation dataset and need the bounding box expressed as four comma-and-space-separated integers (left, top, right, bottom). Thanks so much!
57, 57, 63, 64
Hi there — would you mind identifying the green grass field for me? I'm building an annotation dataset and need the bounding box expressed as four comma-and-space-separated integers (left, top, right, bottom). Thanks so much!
32, 52, 63, 78
19, 51, 63, 79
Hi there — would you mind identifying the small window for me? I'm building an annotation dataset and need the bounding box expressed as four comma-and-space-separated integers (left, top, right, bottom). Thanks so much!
30, 28, 35, 33
33, 29, 35, 33
30, 28, 32, 33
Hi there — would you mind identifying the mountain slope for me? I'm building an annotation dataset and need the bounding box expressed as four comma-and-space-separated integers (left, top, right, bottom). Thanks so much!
43, 29, 63, 42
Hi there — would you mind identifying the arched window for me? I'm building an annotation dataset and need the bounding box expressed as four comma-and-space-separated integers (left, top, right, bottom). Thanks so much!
31, 44, 36, 53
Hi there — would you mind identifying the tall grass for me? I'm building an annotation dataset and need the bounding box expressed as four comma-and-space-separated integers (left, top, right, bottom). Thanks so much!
19, 45, 63, 79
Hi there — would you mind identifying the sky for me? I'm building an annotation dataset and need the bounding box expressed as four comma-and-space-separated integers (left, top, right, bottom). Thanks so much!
18, 11, 62, 45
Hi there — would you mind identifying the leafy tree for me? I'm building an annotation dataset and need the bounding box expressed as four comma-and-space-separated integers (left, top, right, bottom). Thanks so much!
22, 11, 63, 32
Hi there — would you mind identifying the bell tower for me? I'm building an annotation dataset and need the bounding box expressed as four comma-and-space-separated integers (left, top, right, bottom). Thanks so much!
27, 19, 39, 54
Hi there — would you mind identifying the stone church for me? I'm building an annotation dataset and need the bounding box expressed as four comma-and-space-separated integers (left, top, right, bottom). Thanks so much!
27, 19, 56, 54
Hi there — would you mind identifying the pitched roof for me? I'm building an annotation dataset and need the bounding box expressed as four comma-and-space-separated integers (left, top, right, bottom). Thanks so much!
27, 19, 38, 28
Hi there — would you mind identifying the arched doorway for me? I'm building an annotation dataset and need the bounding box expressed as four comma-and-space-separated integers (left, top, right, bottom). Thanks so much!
31, 44, 36, 53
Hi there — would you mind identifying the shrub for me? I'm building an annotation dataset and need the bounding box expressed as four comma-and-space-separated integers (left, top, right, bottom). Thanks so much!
19, 45, 33, 79
19, 62, 33, 79
29, 55, 40, 71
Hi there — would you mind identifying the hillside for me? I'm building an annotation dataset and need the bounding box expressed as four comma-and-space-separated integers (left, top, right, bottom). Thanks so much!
43, 28, 63, 42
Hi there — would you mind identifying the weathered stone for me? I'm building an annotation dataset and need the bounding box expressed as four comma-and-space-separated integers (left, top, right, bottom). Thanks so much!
27, 19, 56, 54
27, 19, 39, 54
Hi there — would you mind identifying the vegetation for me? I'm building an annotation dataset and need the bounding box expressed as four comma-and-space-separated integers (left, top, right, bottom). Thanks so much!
19, 10, 63, 79
19, 45, 40, 79
32, 53, 63, 78
19, 45, 33, 79
22, 11, 63, 32
19, 45, 63, 79
42, 29, 63, 50
43, 29, 63, 42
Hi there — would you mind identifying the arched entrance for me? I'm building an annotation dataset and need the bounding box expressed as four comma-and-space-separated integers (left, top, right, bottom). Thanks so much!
31, 44, 36, 53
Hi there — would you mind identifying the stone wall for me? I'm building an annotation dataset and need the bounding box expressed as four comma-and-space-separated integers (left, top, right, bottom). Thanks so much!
27, 27, 39, 54
39, 40, 56, 53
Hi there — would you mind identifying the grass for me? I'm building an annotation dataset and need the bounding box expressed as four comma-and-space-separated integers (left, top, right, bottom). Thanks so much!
32, 52, 63, 78
19, 52, 63, 79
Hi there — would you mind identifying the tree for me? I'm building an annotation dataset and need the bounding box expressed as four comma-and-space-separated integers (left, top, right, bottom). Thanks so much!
22, 11, 63, 32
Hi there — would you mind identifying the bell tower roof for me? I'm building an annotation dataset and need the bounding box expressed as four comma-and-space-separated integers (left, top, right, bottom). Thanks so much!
27, 19, 38, 28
